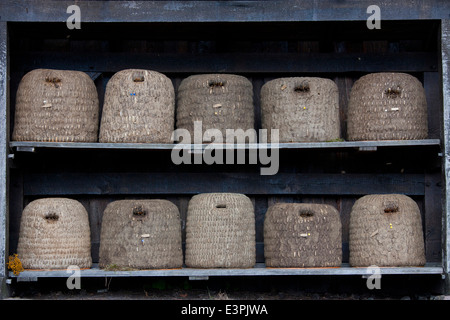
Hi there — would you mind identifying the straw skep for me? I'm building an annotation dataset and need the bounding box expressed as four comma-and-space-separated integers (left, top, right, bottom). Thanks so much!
99, 199, 183, 269
185, 193, 256, 268
261, 77, 340, 142
176, 74, 255, 143
17, 198, 92, 269
347, 72, 428, 141
349, 194, 426, 267
99, 69, 175, 143
264, 203, 342, 268
12, 69, 99, 142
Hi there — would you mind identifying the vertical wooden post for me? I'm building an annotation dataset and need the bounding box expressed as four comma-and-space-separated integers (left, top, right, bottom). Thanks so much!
441, 19, 450, 292
0, 21, 10, 298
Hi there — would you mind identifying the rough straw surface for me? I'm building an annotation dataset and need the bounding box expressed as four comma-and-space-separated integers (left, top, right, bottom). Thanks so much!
99, 200, 183, 269
176, 74, 255, 143
99, 69, 175, 143
12, 69, 99, 142
264, 203, 342, 268
349, 194, 426, 267
185, 193, 256, 268
261, 77, 340, 142
17, 198, 92, 269
347, 72, 428, 141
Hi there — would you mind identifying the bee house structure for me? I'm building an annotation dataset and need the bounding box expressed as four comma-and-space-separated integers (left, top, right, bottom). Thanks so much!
185, 193, 256, 268
17, 198, 92, 270
264, 203, 342, 268
261, 77, 340, 142
99, 69, 175, 143
2, 1, 450, 297
99, 200, 183, 269
349, 194, 426, 267
12, 69, 99, 142
176, 74, 255, 143
347, 72, 428, 141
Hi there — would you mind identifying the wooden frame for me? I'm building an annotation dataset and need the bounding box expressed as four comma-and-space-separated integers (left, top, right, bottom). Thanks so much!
1, 1, 450, 296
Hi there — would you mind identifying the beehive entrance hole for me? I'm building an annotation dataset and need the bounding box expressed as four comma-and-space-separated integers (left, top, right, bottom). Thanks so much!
299, 210, 314, 218
132, 205, 147, 217
44, 212, 59, 222
45, 77, 61, 88
385, 86, 402, 99
132, 72, 145, 83
215, 204, 227, 209
294, 82, 310, 93
383, 203, 399, 214
208, 80, 226, 88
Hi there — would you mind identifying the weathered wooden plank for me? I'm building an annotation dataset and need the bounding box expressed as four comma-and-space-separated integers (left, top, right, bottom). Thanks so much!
424, 72, 443, 139
12, 52, 438, 74
0, 21, 9, 298
0, 0, 449, 23
23, 172, 426, 196
441, 20, 450, 281
9, 139, 442, 151
424, 173, 443, 262
9, 263, 444, 279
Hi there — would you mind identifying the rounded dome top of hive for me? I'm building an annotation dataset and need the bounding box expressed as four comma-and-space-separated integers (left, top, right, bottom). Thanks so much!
178, 74, 253, 91
351, 194, 420, 216
261, 77, 338, 92
107, 69, 174, 89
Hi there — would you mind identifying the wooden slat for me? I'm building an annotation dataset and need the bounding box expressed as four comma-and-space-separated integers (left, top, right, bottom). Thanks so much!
12, 52, 438, 74
23, 172, 426, 196
0, 21, 9, 297
9, 263, 444, 279
9, 139, 442, 151
1, 0, 449, 23
441, 20, 450, 275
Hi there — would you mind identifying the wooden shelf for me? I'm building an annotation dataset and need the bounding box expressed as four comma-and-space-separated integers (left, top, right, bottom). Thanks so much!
9, 139, 442, 152
9, 263, 444, 281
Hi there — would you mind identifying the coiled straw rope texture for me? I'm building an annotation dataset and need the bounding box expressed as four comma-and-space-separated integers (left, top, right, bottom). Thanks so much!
347, 73, 428, 141
264, 203, 342, 268
176, 74, 255, 143
261, 77, 340, 142
185, 193, 256, 268
349, 194, 426, 267
99, 69, 175, 143
99, 200, 183, 269
17, 198, 92, 269
12, 69, 99, 142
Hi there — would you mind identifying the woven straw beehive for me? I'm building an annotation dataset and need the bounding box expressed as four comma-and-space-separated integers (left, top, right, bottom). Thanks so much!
17, 198, 92, 269
349, 194, 426, 267
347, 73, 428, 141
260, 77, 340, 142
185, 193, 256, 268
99, 69, 175, 143
264, 203, 342, 268
12, 69, 99, 142
99, 200, 183, 269
176, 74, 255, 143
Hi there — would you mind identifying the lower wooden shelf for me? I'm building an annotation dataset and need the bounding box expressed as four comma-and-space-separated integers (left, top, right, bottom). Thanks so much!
9, 263, 445, 281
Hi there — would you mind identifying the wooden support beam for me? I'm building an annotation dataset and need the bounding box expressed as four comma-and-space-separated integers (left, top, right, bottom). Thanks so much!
0, 21, 10, 298
23, 172, 426, 196
12, 52, 438, 74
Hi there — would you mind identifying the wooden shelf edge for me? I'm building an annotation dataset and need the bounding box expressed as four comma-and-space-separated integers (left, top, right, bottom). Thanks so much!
9, 263, 444, 279
9, 139, 442, 152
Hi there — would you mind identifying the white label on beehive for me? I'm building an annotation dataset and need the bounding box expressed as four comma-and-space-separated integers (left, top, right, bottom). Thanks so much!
141, 234, 150, 238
